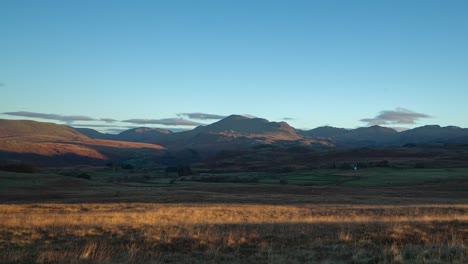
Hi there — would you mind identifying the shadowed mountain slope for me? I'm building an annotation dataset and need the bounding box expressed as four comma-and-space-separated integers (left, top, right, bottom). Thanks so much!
399, 125, 468, 144
299, 126, 348, 138
75, 128, 116, 140
117, 127, 172, 143
333, 125, 399, 146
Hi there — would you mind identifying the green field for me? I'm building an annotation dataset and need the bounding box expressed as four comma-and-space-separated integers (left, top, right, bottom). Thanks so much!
2, 167, 468, 190
180, 167, 468, 187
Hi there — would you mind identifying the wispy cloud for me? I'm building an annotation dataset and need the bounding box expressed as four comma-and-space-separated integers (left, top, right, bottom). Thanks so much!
71, 124, 129, 128
3, 111, 117, 124
122, 118, 204, 126
178, 112, 226, 120
360, 108, 432, 126
282, 117, 295, 121
3, 111, 95, 123
242, 114, 257, 119
100, 118, 117, 123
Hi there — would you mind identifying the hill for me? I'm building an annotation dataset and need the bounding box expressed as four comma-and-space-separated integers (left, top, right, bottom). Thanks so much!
301, 125, 468, 146
399, 125, 468, 144
75, 128, 116, 140
194, 115, 298, 137
299, 126, 348, 138
156, 115, 327, 151
116, 127, 172, 143
333, 125, 399, 146
0, 119, 86, 141
0, 119, 165, 166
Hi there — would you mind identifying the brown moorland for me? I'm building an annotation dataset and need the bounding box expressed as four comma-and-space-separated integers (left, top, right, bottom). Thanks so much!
1, 168, 468, 263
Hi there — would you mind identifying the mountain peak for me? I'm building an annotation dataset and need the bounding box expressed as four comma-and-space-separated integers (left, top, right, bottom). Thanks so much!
193, 115, 296, 137
361, 125, 397, 133
223, 114, 251, 121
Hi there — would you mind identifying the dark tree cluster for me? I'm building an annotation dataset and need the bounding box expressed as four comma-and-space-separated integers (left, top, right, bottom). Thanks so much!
0, 162, 36, 173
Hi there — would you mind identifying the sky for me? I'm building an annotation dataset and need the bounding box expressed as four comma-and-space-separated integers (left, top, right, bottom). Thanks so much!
1, 0, 467, 133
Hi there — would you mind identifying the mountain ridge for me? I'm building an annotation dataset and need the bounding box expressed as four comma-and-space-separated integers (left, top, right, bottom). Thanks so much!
3, 117, 468, 153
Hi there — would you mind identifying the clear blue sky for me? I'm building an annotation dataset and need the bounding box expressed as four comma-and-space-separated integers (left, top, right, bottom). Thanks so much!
1, 0, 467, 133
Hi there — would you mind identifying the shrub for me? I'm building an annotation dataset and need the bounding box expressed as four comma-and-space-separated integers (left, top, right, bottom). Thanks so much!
76, 173, 91, 180
121, 164, 134, 170
0, 162, 35, 173
339, 163, 354, 170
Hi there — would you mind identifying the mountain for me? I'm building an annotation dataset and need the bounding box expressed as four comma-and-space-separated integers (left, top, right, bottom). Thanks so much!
192, 115, 300, 140
116, 127, 172, 143
146, 115, 325, 151
0, 119, 86, 140
300, 125, 468, 146
399, 125, 468, 144
0, 119, 165, 165
334, 125, 399, 146
299, 126, 348, 138
4, 117, 468, 166
300, 125, 399, 146
75, 127, 173, 144
75, 128, 116, 140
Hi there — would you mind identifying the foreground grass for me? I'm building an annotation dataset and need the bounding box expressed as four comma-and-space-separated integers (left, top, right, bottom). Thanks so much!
1, 203, 467, 263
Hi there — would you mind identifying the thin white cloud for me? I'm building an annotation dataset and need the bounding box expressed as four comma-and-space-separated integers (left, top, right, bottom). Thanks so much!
242, 114, 257, 119
100, 118, 117, 123
178, 112, 226, 120
3, 111, 117, 124
122, 118, 204, 126
3, 111, 95, 123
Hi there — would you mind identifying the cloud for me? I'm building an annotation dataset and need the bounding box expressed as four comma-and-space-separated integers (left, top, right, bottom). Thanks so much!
72, 124, 126, 128
122, 118, 204, 126
3, 111, 117, 124
104, 128, 129, 134
360, 108, 432, 126
3, 111, 95, 123
282, 117, 295, 121
242, 114, 257, 119
100, 118, 117, 123
178, 112, 227, 120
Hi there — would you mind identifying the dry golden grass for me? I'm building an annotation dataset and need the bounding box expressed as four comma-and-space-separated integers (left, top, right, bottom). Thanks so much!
1, 203, 467, 263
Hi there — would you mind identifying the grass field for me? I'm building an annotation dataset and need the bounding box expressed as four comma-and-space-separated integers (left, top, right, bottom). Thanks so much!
181, 167, 468, 187
1, 167, 468, 263
1, 203, 468, 263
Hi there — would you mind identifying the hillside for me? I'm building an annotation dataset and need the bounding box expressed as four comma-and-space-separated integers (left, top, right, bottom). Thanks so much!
333, 125, 399, 146
299, 126, 348, 138
301, 125, 468, 146
3, 117, 468, 167
0, 119, 86, 140
0, 119, 165, 165
399, 125, 468, 144
155, 115, 318, 151
117, 127, 172, 143
75, 128, 116, 140
194, 115, 298, 137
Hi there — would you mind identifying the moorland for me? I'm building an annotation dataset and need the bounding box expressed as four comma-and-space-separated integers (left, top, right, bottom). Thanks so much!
1, 117, 468, 263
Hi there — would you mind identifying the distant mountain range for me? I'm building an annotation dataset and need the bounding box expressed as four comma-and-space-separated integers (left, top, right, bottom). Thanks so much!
1, 115, 468, 165
78, 115, 330, 150
76, 115, 468, 148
